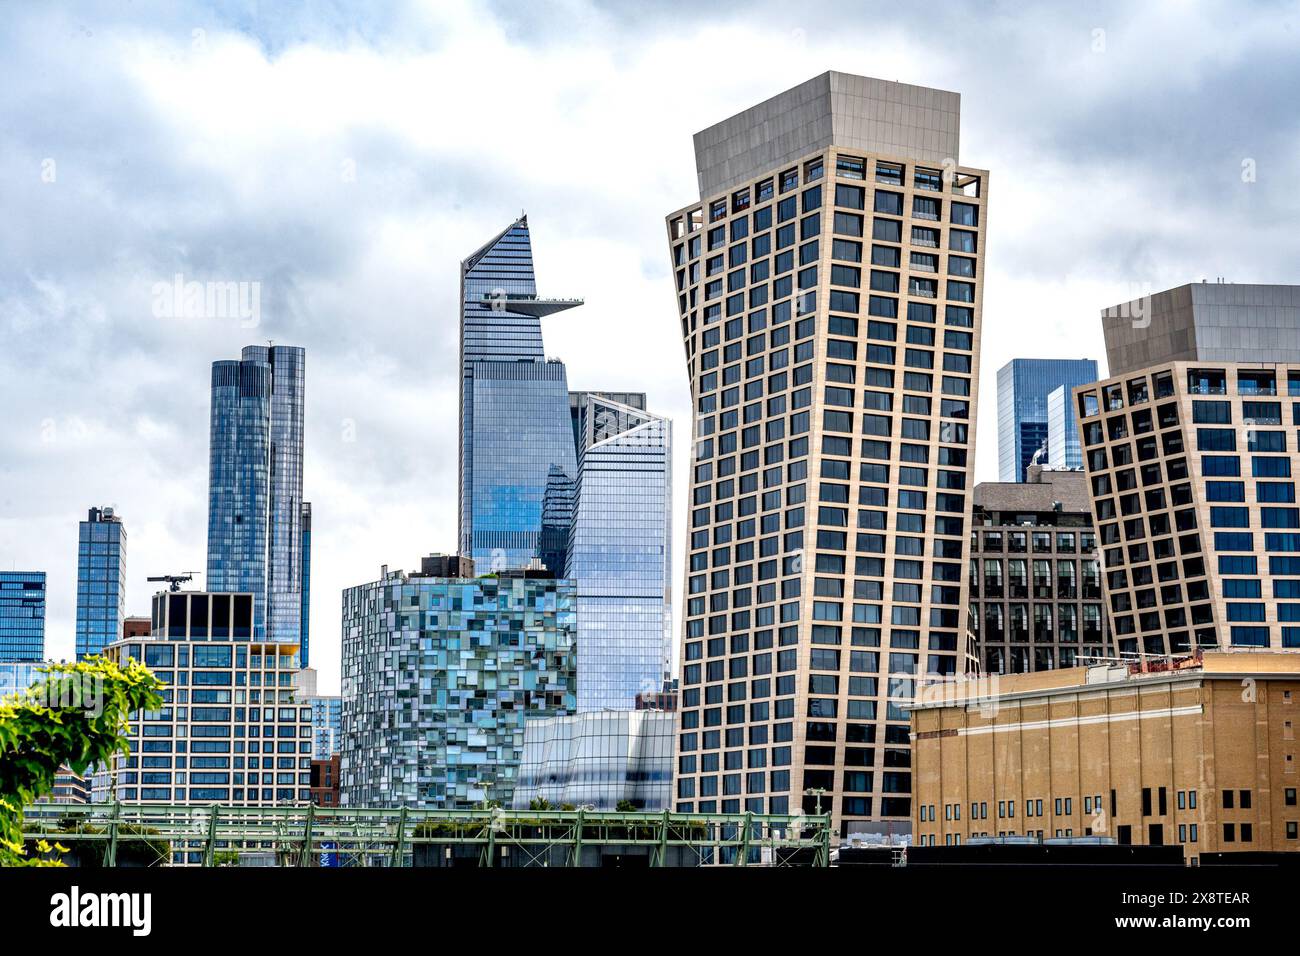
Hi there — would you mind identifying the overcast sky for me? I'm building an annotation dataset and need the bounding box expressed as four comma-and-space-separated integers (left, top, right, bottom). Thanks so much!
2, 0, 1298, 692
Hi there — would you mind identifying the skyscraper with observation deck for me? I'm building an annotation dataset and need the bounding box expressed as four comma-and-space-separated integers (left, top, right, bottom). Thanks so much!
457, 215, 583, 571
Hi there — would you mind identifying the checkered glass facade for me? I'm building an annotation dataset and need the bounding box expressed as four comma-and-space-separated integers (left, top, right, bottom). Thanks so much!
340, 573, 576, 809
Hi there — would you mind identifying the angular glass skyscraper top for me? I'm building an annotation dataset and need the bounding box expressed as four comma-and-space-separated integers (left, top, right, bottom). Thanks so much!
76, 506, 126, 660
207, 345, 306, 644
567, 393, 672, 711
458, 216, 582, 569
0, 571, 46, 662
997, 358, 1099, 481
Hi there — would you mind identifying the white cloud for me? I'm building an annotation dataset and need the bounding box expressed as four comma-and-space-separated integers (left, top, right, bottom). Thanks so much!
2, 0, 1298, 692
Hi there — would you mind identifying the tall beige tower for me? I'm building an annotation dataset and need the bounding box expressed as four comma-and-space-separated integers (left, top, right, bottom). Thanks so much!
665, 72, 990, 840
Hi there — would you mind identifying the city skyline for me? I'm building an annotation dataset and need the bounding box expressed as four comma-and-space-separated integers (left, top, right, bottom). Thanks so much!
5, 2, 1300, 699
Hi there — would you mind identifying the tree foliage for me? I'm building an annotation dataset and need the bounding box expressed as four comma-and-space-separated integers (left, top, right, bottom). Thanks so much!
0, 657, 164, 866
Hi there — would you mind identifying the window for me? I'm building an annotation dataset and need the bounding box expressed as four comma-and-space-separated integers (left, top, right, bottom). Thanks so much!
875, 161, 903, 185
951, 202, 978, 226
837, 155, 866, 180
874, 191, 903, 216
836, 183, 866, 210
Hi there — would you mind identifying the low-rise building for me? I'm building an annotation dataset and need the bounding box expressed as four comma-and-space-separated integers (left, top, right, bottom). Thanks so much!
911, 651, 1300, 860
122, 616, 152, 639
103, 589, 312, 807
969, 467, 1107, 673
310, 755, 340, 807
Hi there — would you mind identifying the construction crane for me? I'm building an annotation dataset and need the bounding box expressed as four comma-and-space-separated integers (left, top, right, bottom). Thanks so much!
146, 572, 199, 592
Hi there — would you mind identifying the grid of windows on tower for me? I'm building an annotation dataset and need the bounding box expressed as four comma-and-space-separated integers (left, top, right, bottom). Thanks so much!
1077, 362, 1300, 658
666, 150, 987, 828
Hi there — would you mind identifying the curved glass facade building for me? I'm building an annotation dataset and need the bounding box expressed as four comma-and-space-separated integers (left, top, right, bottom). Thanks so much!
206, 345, 307, 646
458, 216, 582, 570
567, 394, 672, 711
513, 711, 675, 810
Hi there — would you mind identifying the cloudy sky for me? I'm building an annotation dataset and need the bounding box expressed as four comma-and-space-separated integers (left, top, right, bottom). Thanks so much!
2, 0, 1298, 692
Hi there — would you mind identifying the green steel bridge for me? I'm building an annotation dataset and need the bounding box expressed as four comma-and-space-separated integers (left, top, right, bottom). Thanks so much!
22, 803, 832, 868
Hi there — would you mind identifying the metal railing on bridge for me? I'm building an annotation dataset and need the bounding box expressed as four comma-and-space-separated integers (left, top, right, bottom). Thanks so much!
21, 803, 832, 868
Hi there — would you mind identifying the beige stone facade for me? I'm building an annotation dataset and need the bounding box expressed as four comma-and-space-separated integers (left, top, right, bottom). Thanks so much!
666, 72, 988, 838
911, 652, 1300, 858
1074, 361, 1300, 660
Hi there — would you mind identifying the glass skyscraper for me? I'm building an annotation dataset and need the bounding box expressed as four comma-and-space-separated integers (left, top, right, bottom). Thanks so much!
75, 506, 127, 659
0, 571, 46, 662
340, 563, 576, 809
567, 393, 672, 711
206, 345, 308, 644
997, 358, 1099, 482
458, 215, 583, 570
1046, 384, 1085, 473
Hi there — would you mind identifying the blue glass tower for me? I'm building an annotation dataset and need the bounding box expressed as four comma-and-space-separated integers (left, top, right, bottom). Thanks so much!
0, 571, 46, 661
206, 345, 306, 644
458, 216, 583, 570
566, 394, 672, 711
75, 506, 127, 659
997, 358, 1099, 481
